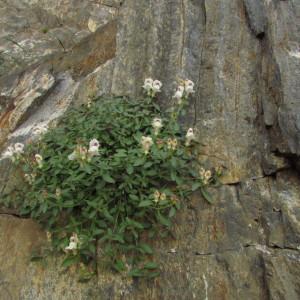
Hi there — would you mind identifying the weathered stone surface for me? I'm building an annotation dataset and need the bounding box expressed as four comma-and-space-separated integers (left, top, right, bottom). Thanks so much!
0, 20, 117, 148
0, 0, 300, 299
243, 0, 267, 37
0, 0, 117, 77
262, 0, 300, 156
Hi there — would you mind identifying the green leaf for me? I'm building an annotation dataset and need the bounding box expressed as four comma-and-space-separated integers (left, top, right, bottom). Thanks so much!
192, 182, 201, 191
113, 260, 126, 272
128, 268, 144, 277
138, 200, 153, 207
201, 188, 214, 204
103, 174, 115, 183
103, 210, 114, 222
129, 194, 139, 201
111, 234, 125, 243
144, 262, 158, 270
168, 206, 176, 218
62, 255, 79, 268
170, 157, 177, 168
147, 271, 160, 278
143, 161, 152, 168
156, 212, 171, 227
139, 243, 153, 254
63, 201, 74, 208
126, 218, 144, 229
93, 228, 104, 236
126, 165, 134, 174
89, 210, 97, 219
133, 158, 145, 166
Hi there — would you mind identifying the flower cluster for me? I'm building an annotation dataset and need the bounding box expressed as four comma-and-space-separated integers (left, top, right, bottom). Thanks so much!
68, 139, 100, 162
153, 190, 166, 203
65, 233, 80, 252
24, 173, 36, 185
32, 124, 48, 136
142, 78, 162, 97
35, 154, 43, 168
152, 118, 163, 135
2, 143, 24, 162
153, 190, 178, 206
167, 138, 178, 150
185, 128, 195, 146
141, 126, 195, 155
173, 80, 195, 104
199, 168, 212, 185
141, 136, 153, 154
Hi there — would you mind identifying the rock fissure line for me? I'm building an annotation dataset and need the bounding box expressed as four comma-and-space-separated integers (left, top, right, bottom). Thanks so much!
195, 0, 207, 128
0, 212, 26, 219
179, 0, 185, 70
194, 243, 300, 257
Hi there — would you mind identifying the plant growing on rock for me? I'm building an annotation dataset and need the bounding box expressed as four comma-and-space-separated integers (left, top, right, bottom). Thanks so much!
2, 79, 221, 279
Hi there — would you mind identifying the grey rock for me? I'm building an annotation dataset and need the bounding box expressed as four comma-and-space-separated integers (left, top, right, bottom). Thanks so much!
0, 0, 118, 76
0, 0, 300, 299
243, 0, 267, 37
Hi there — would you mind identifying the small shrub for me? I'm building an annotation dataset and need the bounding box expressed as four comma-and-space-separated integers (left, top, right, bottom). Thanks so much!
2, 79, 221, 278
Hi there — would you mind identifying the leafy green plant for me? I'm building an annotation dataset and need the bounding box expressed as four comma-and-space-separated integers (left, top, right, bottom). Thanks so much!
2, 79, 221, 278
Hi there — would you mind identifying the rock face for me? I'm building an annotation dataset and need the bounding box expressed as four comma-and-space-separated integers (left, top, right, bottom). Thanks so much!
0, 0, 300, 299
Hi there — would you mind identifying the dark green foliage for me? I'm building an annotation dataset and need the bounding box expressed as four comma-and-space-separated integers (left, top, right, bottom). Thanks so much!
7, 95, 219, 278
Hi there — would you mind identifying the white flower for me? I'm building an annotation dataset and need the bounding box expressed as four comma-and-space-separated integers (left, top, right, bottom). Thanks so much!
141, 136, 153, 154
56, 188, 62, 198
152, 117, 163, 135
185, 128, 195, 146
184, 79, 194, 89
88, 139, 100, 157
89, 138, 100, 149
79, 146, 88, 160
32, 124, 48, 136
160, 192, 166, 201
24, 174, 31, 184
173, 85, 184, 101
88, 145, 99, 157
14, 143, 24, 154
142, 78, 162, 97
65, 233, 79, 252
1, 143, 25, 161
35, 154, 43, 168
2, 146, 14, 159
152, 80, 162, 93
153, 190, 160, 203
184, 79, 195, 95
167, 138, 178, 150
68, 151, 76, 161
199, 167, 211, 185
142, 78, 154, 91
171, 138, 178, 150
199, 167, 205, 177
65, 241, 77, 251
24, 173, 36, 185
204, 170, 212, 180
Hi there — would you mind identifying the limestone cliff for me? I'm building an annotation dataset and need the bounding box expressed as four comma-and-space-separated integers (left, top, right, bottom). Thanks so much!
0, 0, 300, 299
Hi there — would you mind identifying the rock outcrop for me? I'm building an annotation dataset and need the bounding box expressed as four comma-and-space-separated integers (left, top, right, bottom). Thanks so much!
0, 0, 300, 299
